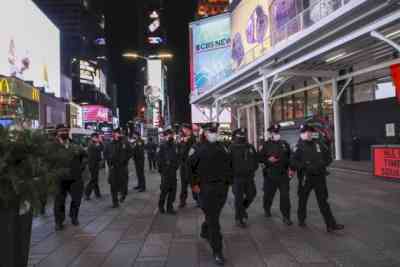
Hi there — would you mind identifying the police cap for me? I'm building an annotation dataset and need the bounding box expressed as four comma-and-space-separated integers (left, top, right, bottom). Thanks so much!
232, 128, 247, 138
91, 132, 99, 138
113, 128, 122, 134
267, 124, 281, 133
56, 123, 68, 131
299, 123, 315, 133
163, 126, 174, 135
181, 123, 192, 130
202, 122, 219, 133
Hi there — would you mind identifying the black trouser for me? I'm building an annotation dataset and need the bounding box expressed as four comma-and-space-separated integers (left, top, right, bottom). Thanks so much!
297, 170, 305, 197
109, 166, 128, 205
179, 164, 199, 204
298, 174, 337, 228
148, 155, 157, 171
159, 170, 177, 210
263, 176, 291, 219
232, 176, 257, 220
135, 159, 146, 190
85, 167, 100, 198
54, 179, 84, 225
200, 182, 228, 254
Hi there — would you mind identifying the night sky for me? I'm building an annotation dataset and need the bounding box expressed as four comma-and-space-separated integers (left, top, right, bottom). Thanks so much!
104, 0, 197, 126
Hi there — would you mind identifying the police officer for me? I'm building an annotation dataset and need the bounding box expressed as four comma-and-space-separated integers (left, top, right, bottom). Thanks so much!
259, 124, 293, 226
189, 123, 231, 266
145, 138, 158, 171
230, 128, 258, 228
132, 132, 146, 192
53, 124, 87, 231
104, 128, 132, 208
291, 124, 344, 233
157, 128, 180, 214
178, 123, 198, 208
85, 132, 103, 200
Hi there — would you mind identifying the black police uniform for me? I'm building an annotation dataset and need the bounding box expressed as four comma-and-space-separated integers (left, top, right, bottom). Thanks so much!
189, 133, 231, 259
104, 138, 132, 206
230, 131, 258, 224
157, 139, 180, 212
179, 135, 198, 207
145, 141, 158, 171
291, 136, 341, 230
133, 138, 146, 191
53, 139, 87, 227
85, 141, 103, 198
259, 135, 292, 221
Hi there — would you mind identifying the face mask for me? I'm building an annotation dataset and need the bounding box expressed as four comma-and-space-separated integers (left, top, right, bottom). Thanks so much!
60, 133, 69, 140
300, 132, 312, 141
167, 136, 174, 142
272, 134, 281, 141
207, 133, 218, 143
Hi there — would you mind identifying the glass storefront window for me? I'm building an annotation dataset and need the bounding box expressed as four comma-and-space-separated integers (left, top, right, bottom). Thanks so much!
272, 99, 282, 122
321, 85, 333, 115
306, 88, 320, 117
353, 81, 374, 103
283, 96, 294, 120
294, 92, 305, 118
375, 78, 396, 100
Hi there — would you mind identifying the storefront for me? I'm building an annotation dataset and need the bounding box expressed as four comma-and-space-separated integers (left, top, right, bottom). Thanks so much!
191, 0, 400, 161
0, 76, 40, 128
39, 92, 66, 128
66, 102, 83, 129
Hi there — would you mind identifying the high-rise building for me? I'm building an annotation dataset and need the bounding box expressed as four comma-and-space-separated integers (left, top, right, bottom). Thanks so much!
197, 0, 229, 18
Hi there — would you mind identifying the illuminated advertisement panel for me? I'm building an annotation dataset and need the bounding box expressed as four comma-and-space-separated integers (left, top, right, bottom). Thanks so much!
0, 0, 61, 97
231, 0, 271, 69
190, 13, 232, 94
82, 105, 111, 123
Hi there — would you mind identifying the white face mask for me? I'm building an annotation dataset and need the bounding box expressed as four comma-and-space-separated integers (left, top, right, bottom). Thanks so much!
300, 132, 312, 141
206, 133, 218, 143
272, 134, 281, 141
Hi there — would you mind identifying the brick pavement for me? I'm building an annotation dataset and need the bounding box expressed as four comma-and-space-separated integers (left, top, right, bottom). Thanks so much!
29, 162, 400, 267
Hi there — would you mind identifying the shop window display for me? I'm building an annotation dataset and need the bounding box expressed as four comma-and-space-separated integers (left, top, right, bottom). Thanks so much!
321, 84, 333, 115
283, 96, 294, 120
272, 99, 283, 122
306, 88, 320, 117
294, 92, 305, 118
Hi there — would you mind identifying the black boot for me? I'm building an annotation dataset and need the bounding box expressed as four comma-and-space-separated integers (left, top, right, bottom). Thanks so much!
327, 224, 344, 233
71, 217, 80, 226
283, 217, 293, 226
265, 210, 272, 218
214, 252, 225, 266
55, 223, 64, 231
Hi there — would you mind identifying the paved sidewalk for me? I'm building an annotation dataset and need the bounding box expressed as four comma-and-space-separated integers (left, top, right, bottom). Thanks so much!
29, 163, 400, 267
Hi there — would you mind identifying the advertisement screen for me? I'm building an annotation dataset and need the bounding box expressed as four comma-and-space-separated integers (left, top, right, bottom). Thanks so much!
82, 105, 111, 123
373, 147, 400, 180
80, 60, 107, 94
231, 0, 271, 69
190, 14, 232, 94
0, 0, 61, 97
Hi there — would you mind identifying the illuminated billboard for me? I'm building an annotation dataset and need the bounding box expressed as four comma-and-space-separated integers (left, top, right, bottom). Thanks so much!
190, 13, 232, 94
0, 0, 61, 97
231, 0, 271, 69
80, 60, 107, 94
82, 105, 111, 123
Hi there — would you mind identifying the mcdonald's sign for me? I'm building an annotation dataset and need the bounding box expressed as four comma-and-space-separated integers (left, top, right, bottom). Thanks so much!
32, 88, 40, 102
0, 79, 10, 94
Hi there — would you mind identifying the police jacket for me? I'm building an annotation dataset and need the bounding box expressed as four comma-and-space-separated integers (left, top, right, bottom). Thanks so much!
189, 141, 232, 185
259, 139, 291, 178
52, 139, 88, 181
145, 142, 158, 158
88, 142, 103, 170
179, 135, 196, 166
229, 142, 258, 177
104, 138, 132, 168
157, 140, 180, 175
133, 138, 145, 162
291, 139, 332, 176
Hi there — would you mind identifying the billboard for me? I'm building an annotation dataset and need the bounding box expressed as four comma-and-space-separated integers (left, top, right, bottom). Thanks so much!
82, 105, 111, 123
147, 59, 162, 100
80, 60, 107, 94
231, 0, 271, 69
373, 147, 400, 180
270, 0, 301, 45
0, 0, 61, 97
190, 13, 232, 94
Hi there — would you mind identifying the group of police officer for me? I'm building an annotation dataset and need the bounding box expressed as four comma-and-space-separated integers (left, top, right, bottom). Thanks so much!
154, 122, 343, 266
51, 125, 147, 231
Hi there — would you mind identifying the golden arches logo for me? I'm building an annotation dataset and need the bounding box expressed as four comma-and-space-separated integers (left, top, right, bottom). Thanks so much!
0, 79, 10, 94
32, 88, 40, 102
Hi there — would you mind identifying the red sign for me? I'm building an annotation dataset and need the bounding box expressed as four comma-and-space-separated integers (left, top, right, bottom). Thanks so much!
82, 105, 111, 123
373, 147, 400, 180
390, 64, 400, 103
